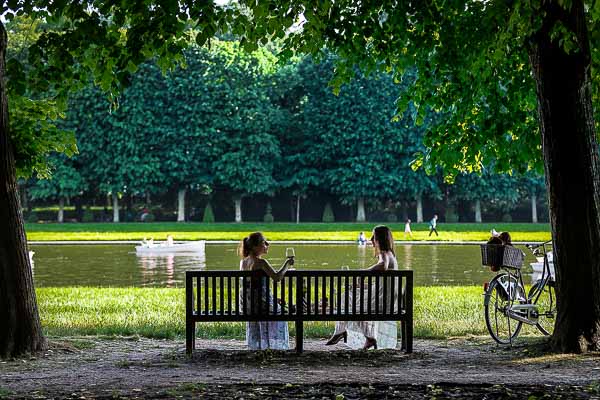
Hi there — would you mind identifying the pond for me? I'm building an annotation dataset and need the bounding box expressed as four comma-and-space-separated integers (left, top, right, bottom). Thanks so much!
29, 243, 543, 288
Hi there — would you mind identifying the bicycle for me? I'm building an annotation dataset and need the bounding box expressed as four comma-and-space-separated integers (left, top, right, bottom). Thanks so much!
481, 241, 556, 344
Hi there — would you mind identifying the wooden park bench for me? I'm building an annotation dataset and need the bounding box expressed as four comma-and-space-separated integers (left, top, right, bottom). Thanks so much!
186, 269, 413, 354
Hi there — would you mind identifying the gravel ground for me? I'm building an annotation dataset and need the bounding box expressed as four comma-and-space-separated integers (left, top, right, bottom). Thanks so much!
1, 337, 599, 399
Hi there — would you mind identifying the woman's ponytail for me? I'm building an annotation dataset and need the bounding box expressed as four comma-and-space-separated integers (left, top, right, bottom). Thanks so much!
238, 237, 250, 258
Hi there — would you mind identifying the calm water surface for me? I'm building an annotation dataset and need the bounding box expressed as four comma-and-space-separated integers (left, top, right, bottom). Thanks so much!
29, 243, 541, 288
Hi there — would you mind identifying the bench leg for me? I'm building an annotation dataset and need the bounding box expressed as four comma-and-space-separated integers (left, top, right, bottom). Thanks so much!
295, 321, 304, 353
406, 318, 413, 353
186, 320, 195, 357
401, 320, 407, 351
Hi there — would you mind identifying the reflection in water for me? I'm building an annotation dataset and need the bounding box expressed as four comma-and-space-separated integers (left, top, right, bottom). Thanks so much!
29, 243, 543, 288
138, 251, 206, 288
430, 245, 439, 284
403, 244, 413, 270
356, 244, 369, 269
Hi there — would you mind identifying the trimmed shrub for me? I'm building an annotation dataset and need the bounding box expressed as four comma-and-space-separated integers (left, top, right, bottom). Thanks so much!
501, 213, 513, 223
386, 213, 398, 223
445, 207, 459, 223
26, 212, 39, 223
263, 203, 274, 223
143, 213, 155, 222
322, 202, 335, 223
82, 209, 94, 223
202, 203, 215, 223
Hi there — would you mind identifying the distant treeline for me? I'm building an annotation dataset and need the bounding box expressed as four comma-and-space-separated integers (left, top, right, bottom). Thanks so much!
23, 41, 546, 223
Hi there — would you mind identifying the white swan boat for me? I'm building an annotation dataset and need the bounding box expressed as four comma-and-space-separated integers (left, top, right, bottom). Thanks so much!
135, 240, 205, 254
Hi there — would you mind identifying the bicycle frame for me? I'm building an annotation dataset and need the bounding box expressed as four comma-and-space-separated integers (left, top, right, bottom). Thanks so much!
526, 240, 554, 303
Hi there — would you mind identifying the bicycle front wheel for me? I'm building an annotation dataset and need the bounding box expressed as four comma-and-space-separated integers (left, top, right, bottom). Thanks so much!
529, 279, 556, 336
484, 274, 524, 344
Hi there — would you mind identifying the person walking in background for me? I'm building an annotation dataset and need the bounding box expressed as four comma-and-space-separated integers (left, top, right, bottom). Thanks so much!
404, 219, 412, 239
428, 214, 439, 237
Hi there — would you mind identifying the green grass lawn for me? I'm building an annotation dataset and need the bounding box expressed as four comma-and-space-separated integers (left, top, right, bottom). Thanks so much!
37, 286, 548, 340
26, 222, 551, 242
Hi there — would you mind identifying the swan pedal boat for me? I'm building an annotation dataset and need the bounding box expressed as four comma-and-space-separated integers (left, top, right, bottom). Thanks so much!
135, 240, 205, 254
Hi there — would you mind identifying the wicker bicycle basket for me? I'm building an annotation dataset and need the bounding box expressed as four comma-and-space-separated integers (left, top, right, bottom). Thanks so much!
480, 244, 524, 269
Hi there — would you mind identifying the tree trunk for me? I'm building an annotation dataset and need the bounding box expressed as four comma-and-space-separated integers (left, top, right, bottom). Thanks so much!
356, 197, 366, 222
296, 194, 301, 224
528, 0, 600, 352
531, 193, 538, 223
20, 184, 28, 212
401, 201, 408, 221
474, 199, 482, 223
112, 195, 120, 223
416, 195, 423, 223
177, 188, 186, 222
0, 22, 46, 358
57, 197, 65, 223
234, 197, 242, 223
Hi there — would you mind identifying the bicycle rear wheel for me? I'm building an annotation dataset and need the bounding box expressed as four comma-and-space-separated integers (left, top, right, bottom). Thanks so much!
484, 274, 524, 344
529, 279, 556, 336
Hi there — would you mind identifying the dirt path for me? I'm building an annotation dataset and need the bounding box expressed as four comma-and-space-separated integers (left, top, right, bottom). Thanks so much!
1, 337, 599, 398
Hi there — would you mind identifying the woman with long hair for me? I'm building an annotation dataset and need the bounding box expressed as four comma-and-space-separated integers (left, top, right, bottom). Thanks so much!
239, 232, 294, 350
326, 225, 399, 350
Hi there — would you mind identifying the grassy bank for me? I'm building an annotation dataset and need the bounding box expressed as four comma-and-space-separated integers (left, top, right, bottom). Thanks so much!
26, 222, 551, 242
37, 287, 546, 340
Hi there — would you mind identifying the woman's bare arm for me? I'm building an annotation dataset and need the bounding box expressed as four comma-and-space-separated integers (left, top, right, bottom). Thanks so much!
257, 258, 294, 281
366, 254, 389, 271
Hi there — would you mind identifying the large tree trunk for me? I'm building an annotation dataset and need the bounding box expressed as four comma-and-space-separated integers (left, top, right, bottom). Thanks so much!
112, 195, 119, 223
0, 22, 46, 358
529, 0, 600, 352
234, 197, 242, 223
416, 195, 423, 223
531, 193, 538, 223
57, 197, 65, 223
177, 188, 186, 222
19, 183, 28, 212
356, 197, 366, 222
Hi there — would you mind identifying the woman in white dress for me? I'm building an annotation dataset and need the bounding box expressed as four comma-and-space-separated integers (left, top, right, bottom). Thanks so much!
326, 225, 398, 350
239, 232, 294, 350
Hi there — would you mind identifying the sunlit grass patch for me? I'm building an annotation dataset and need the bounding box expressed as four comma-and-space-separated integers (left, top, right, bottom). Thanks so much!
36, 286, 500, 340
26, 222, 551, 242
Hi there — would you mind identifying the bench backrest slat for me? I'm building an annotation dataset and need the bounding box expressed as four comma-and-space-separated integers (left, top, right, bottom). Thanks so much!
187, 270, 412, 322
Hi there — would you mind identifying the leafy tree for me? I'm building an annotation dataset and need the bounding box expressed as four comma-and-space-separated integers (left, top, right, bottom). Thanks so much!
28, 155, 87, 222
232, 0, 600, 353
3, 0, 599, 357
208, 44, 283, 222
453, 171, 522, 223
271, 59, 319, 223
0, 1, 213, 357
518, 172, 547, 223
297, 55, 408, 221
